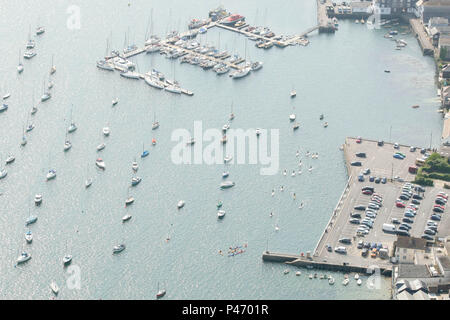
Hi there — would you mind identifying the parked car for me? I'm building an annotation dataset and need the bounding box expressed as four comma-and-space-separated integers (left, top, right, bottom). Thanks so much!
350, 212, 362, 218
393, 153, 405, 160
381, 177, 387, 184
396, 229, 410, 237
358, 174, 364, 182
422, 234, 434, 241
396, 201, 406, 208
430, 214, 441, 221
349, 218, 361, 224
412, 194, 423, 200
420, 148, 426, 154
435, 198, 446, 206
404, 212, 415, 218
400, 223, 412, 230
368, 204, 380, 210
356, 152, 366, 158
399, 194, 410, 201
394, 143, 399, 149
357, 240, 364, 249
391, 218, 401, 224
326, 244, 332, 252
424, 228, 436, 236
433, 207, 444, 213
375, 177, 381, 184
402, 217, 414, 224
362, 186, 375, 192
369, 176, 375, 182
339, 238, 352, 244
377, 140, 384, 146
334, 246, 347, 254
356, 137, 362, 143
414, 186, 426, 193
363, 168, 371, 175
351, 161, 362, 166
362, 189, 373, 195
410, 146, 416, 152
362, 248, 369, 256
411, 199, 421, 205
354, 205, 366, 211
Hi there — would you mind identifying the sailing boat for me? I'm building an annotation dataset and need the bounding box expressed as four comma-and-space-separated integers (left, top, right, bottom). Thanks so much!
63, 241, 73, 266
132, 158, 138, 172
229, 102, 235, 120
289, 106, 296, 121
41, 79, 51, 102
50, 55, 56, 75
152, 112, 159, 130
67, 105, 77, 133
165, 63, 181, 94
85, 164, 93, 188
0, 157, 7, 180
290, 87, 296, 98
156, 282, 166, 299
125, 187, 134, 206
63, 131, 72, 152
141, 143, 149, 158
20, 125, 27, 146
17, 50, 24, 73
30, 89, 38, 115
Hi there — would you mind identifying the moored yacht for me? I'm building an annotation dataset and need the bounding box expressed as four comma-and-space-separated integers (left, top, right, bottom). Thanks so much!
5, 155, 15, 164
113, 244, 126, 254
131, 177, 142, 186
17, 252, 31, 264
220, 181, 235, 189
25, 230, 33, 243
46, 169, 57, 180
96, 158, 106, 169
63, 255, 73, 266
177, 200, 185, 209
64, 140, 72, 152
34, 194, 42, 205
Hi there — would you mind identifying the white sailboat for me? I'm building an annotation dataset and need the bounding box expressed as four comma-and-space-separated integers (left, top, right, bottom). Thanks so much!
50, 54, 56, 75
17, 50, 24, 73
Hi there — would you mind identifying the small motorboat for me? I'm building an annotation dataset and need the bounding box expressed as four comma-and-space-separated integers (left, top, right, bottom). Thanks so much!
47, 81, 54, 89
17, 252, 31, 264
85, 178, 93, 188
34, 194, 42, 205
132, 161, 138, 172
96, 143, 106, 151
25, 230, 33, 243
217, 210, 226, 219
50, 282, 59, 295
141, 150, 149, 158
113, 244, 126, 254
283, 269, 290, 275
357, 279, 362, 286
17, 63, 24, 74
25, 215, 37, 226
112, 98, 119, 106
290, 90, 296, 98
103, 127, 110, 136
309, 274, 313, 279
64, 141, 72, 152
224, 156, 233, 163
122, 214, 132, 222
131, 177, 142, 186
21, 136, 27, 146
96, 158, 105, 169
256, 128, 261, 136
289, 114, 296, 121
5, 155, 15, 164
2, 93, 11, 100
125, 197, 135, 206
293, 122, 299, 130
222, 124, 230, 132
411, 105, 419, 109
354, 273, 360, 280
41, 92, 51, 102
0, 104, 8, 113
36, 26, 45, 35
31, 106, 38, 115
26, 123, 35, 132
222, 172, 229, 178
342, 278, 350, 286
220, 181, 235, 189
46, 169, 57, 180
320, 114, 324, 120
186, 138, 195, 145
152, 121, 160, 130
63, 255, 73, 266
384, 69, 391, 73
323, 122, 328, 128
216, 200, 223, 208
177, 200, 185, 209
328, 277, 335, 285
296, 271, 301, 276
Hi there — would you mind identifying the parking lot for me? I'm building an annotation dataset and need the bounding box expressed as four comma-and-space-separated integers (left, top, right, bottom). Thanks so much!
315, 137, 450, 268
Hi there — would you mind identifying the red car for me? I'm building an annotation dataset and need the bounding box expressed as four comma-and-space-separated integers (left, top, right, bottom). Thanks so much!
436, 194, 448, 201
433, 204, 445, 210
356, 136, 362, 143
396, 201, 406, 208
362, 190, 373, 195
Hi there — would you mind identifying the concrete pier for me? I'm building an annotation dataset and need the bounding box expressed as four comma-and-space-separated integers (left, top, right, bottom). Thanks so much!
409, 18, 434, 56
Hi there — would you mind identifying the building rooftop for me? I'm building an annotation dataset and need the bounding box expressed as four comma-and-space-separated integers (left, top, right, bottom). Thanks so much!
423, 0, 450, 6
398, 264, 431, 279
350, 2, 371, 8
440, 36, 450, 46
395, 236, 427, 251
438, 256, 450, 271
430, 17, 449, 25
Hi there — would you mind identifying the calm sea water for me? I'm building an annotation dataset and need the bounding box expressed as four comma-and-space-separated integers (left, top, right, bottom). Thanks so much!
0, 0, 441, 299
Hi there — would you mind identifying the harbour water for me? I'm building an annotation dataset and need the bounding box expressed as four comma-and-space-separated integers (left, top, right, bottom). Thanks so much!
0, 0, 442, 299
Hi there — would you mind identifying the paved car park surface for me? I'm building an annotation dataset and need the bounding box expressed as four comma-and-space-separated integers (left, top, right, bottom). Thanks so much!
314, 137, 450, 269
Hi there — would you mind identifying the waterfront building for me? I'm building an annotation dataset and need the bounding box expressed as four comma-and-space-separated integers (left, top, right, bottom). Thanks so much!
417, 0, 450, 23
394, 236, 427, 264
439, 36, 450, 59
372, 0, 417, 15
